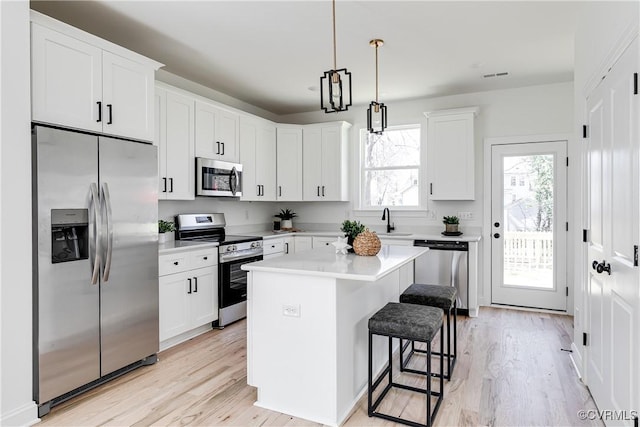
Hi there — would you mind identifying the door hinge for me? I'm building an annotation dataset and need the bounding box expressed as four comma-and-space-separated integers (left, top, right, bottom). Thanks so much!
634, 245, 638, 267
566, 287, 569, 297
634, 72, 638, 95
582, 125, 588, 138
583, 332, 588, 346
583, 229, 588, 242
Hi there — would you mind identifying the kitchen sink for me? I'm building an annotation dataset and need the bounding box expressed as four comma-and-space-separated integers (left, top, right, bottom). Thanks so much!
376, 232, 412, 236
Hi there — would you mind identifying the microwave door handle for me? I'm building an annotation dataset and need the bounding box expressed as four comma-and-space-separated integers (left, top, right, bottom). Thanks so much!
230, 166, 238, 196
89, 183, 101, 285
101, 182, 113, 282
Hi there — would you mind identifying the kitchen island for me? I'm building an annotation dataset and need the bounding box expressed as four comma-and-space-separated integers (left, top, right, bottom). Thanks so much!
242, 245, 429, 426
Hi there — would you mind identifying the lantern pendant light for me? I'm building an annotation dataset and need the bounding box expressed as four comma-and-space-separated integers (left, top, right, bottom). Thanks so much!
367, 39, 387, 134
320, 0, 352, 113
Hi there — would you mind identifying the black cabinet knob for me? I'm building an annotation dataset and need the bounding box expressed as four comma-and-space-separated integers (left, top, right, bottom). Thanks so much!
494, 222, 500, 227
493, 233, 500, 238
174, 261, 179, 265
203, 256, 208, 260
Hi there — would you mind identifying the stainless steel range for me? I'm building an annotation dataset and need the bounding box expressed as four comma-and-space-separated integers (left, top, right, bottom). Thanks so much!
175, 213, 262, 326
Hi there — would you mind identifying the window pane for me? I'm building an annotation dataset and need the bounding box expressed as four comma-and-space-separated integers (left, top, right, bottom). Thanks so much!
364, 128, 420, 168
363, 169, 419, 207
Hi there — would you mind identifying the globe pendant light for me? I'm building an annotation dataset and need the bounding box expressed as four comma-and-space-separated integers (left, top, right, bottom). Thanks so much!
320, 0, 352, 113
367, 39, 387, 134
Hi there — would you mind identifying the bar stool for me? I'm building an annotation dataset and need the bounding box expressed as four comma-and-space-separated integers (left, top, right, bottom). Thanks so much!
399, 283, 457, 380
368, 302, 444, 427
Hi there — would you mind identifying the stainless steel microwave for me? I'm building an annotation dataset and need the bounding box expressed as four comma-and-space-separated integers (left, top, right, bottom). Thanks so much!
196, 158, 243, 197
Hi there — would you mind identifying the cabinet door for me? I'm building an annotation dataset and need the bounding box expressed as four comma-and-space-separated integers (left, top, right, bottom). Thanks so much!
164, 90, 195, 200
256, 123, 277, 200
159, 272, 191, 341
312, 236, 337, 250
283, 236, 294, 255
239, 118, 259, 201
276, 127, 303, 201
320, 126, 343, 201
154, 89, 167, 197
302, 127, 323, 201
102, 51, 155, 141
426, 111, 476, 200
190, 266, 219, 326
195, 101, 239, 162
294, 236, 313, 253
31, 23, 102, 133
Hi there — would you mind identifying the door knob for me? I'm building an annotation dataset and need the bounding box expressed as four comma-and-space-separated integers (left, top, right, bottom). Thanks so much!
493, 233, 500, 238
592, 260, 599, 270
596, 260, 611, 275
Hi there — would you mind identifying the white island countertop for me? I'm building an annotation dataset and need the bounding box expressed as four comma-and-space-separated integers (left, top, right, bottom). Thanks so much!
242, 245, 428, 281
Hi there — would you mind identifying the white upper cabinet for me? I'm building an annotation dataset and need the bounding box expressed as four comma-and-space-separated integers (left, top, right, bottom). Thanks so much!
240, 116, 277, 201
302, 122, 350, 201
195, 101, 239, 162
155, 84, 195, 200
276, 126, 303, 201
425, 107, 478, 200
30, 11, 161, 141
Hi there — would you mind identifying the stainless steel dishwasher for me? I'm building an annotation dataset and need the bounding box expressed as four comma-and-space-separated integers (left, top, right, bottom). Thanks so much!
413, 240, 468, 314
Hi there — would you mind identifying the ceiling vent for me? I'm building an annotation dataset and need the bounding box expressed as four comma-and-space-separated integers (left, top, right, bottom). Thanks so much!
483, 72, 509, 78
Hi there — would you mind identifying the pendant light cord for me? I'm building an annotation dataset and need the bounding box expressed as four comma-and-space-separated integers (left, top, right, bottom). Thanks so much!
375, 43, 379, 103
332, 0, 337, 71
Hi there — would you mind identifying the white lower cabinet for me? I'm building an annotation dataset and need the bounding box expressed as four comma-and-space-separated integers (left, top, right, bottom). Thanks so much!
293, 236, 313, 253
312, 236, 338, 249
159, 247, 218, 350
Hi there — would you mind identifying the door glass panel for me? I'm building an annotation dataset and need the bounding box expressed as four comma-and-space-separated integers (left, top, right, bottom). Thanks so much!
503, 154, 554, 289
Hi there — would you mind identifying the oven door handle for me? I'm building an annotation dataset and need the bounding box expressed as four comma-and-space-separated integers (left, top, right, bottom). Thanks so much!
219, 252, 263, 263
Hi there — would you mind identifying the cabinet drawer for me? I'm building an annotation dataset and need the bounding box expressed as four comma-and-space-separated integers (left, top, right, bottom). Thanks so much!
189, 248, 217, 269
263, 238, 284, 255
159, 253, 190, 276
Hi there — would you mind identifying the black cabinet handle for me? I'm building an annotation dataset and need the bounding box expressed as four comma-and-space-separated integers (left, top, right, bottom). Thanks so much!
317, 186, 320, 197
279, 186, 282, 197
257, 185, 260, 196
216, 141, 220, 155
285, 242, 289, 254
169, 178, 174, 192
162, 177, 167, 193
430, 183, 433, 195
193, 277, 198, 293
493, 233, 500, 239
221, 142, 225, 156
173, 261, 179, 265
322, 186, 325, 197
107, 104, 113, 124
96, 101, 102, 122
187, 278, 192, 294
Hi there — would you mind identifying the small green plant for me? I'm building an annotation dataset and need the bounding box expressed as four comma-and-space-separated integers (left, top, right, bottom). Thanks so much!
158, 219, 176, 233
442, 216, 459, 225
276, 209, 297, 220
341, 220, 366, 240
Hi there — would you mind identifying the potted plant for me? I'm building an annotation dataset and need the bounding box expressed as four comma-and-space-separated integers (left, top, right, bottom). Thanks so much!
158, 219, 176, 243
442, 215, 460, 234
341, 220, 365, 252
276, 209, 297, 229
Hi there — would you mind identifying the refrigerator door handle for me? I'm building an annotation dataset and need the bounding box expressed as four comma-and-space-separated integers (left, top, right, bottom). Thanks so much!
101, 182, 114, 282
89, 183, 101, 285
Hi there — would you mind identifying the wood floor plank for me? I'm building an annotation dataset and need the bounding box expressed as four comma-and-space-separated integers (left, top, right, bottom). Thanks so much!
37, 307, 603, 427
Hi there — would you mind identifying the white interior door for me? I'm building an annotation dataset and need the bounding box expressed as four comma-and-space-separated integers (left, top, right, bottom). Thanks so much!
585, 37, 639, 425
491, 141, 567, 311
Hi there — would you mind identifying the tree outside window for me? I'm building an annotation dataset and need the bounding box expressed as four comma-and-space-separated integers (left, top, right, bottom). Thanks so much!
360, 126, 421, 208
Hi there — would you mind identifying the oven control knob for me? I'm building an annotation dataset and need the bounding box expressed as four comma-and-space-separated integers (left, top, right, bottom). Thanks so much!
255, 241, 261, 248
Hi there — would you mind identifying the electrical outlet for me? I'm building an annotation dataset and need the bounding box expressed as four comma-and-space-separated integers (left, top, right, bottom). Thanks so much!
282, 304, 300, 317
457, 211, 473, 220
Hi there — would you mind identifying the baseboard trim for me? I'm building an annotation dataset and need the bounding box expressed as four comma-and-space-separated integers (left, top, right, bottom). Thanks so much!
570, 341, 584, 380
0, 401, 39, 426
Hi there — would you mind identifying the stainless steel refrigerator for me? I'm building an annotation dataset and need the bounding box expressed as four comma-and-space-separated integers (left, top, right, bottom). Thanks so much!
32, 125, 159, 416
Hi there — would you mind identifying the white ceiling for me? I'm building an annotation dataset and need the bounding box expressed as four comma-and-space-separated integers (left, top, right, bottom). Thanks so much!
31, 1, 581, 116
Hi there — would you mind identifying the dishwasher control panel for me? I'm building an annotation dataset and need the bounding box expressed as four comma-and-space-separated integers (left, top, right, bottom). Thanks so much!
413, 240, 468, 251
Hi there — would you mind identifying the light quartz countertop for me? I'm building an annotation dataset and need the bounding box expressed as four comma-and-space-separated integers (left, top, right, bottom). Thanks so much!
158, 240, 218, 255
255, 230, 481, 242
242, 245, 428, 281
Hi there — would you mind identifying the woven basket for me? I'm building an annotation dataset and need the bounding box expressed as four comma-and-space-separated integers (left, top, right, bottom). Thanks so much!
352, 229, 381, 256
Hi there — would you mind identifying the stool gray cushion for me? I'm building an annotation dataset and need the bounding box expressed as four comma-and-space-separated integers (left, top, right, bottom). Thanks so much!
369, 302, 443, 342
400, 283, 456, 310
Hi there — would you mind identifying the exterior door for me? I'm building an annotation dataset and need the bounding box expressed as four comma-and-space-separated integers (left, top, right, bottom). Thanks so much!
585, 37, 639, 424
491, 141, 567, 311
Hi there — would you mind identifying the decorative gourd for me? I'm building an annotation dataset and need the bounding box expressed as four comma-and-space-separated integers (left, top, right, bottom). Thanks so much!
353, 228, 381, 256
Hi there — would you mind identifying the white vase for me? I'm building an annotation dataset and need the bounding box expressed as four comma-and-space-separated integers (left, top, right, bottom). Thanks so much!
281, 219, 293, 229
159, 233, 174, 244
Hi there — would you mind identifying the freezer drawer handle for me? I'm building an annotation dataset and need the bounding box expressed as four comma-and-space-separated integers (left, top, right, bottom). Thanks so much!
89, 183, 101, 285
101, 183, 113, 282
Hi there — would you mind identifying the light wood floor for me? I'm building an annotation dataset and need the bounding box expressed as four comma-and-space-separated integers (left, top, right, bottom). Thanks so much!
38, 307, 602, 427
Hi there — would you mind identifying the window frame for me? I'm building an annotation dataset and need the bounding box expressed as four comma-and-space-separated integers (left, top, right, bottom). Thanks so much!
357, 124, 424, 211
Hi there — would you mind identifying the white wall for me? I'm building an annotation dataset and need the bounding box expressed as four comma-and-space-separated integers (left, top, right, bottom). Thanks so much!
0, 1, 39, 425
571, 0, 639, 376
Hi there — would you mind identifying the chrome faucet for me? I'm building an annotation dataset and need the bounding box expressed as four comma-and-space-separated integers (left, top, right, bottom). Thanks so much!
381, 208, 395, 233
